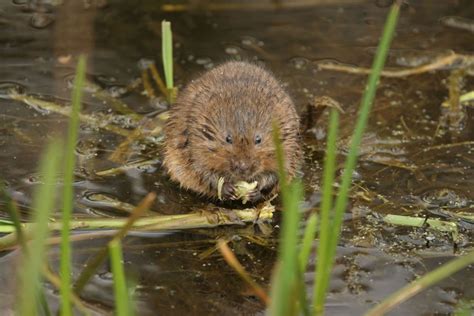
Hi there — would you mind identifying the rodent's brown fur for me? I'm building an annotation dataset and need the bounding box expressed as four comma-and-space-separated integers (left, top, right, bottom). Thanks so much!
163, 61, 301, 202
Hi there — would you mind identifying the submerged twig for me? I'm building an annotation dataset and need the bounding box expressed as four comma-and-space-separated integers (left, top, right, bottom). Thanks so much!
85, 80, 142, 122
318, 52, 474, 77
148, 61, 168, 97
413, 140, 474, 156
141, 69, 156, 98
8, 91, 132, 137
437, 68, 466, 135
217, 240, 270, 305
96, 158, 161, 176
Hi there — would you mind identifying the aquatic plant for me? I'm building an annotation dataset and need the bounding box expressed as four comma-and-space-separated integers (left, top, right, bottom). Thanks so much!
269, 1, 401, 315
162, 20, 175, 103
60, 54, 86, 316
17, 141, 61, 316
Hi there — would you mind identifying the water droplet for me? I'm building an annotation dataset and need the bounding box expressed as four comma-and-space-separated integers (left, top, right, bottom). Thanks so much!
195, 57, 212, 65
225, 46, 240, 55
25, 174, 41, 184
289, 57, 309, 70
241, 36, 258, 46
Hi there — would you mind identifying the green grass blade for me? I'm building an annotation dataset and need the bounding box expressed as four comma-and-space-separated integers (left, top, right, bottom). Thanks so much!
109, 240, 133, 316
454, 300, 473, 316
313, 2, 400, 314
299, 213, 318, 273
161, 20, 173, 88
38, 291, 53, 316
270, 181, 303, 316
60, 54, 86, 316
162, 20, 174, 103
1, 182, 53, 315
17, 141, 62, 316
366, 251, 474, 316
312, 109, 339, 314
328, 0, 400, 253
269, 124, 303, 316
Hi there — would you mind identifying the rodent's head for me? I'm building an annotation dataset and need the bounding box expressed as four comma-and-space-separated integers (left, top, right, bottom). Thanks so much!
167, 61, 301, 195
189, 105, 278, 183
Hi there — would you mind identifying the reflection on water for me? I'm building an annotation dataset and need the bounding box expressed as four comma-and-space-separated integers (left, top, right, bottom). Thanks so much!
0, 0, 473, 314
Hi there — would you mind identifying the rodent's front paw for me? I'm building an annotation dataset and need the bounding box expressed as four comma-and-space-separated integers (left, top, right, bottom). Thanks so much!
221, 182, 237, 200
246, 189, 264, 203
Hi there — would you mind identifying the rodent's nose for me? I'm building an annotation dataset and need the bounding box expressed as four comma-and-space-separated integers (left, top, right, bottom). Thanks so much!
232, 160, 250, 173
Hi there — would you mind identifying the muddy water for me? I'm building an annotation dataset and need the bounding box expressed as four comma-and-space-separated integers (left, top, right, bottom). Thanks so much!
1, 0, 473, 315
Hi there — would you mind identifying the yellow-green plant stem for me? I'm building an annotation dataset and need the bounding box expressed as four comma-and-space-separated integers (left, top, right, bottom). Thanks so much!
299, 213, 318, 273
109, 240, 133, 316
314, 2, 400, 314
313, 109, 339, 314
17, 141, 61, 316
269, 125, 304, 316
0, 204, 274, 235
162, 20, 174, 103
366, 251, 474, 316
60, 55, 86, 316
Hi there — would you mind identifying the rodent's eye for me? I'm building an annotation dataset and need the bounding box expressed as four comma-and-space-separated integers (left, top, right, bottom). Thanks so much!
225, 135, 233, 144
255, 135, 262, 145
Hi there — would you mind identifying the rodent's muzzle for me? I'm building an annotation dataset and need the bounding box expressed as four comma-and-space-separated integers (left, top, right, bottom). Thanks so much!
230, 159, 255, 178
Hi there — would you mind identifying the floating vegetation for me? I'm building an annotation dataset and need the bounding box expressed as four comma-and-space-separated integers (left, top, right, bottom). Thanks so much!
384, 214, 460, 242
460, 90, 474, 104
8, 91, 132, 137
0, 202, 275, 236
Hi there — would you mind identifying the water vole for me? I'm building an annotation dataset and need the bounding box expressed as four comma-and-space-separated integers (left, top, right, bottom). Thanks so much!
163, 61, 301, 203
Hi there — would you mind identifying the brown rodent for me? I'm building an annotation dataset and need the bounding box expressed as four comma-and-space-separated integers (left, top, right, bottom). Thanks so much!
163, 61, 301, 203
